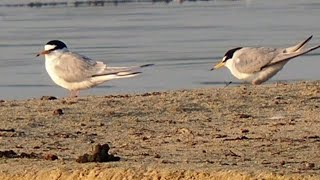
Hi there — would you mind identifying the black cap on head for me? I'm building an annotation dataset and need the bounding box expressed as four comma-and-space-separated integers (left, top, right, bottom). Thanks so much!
46, 40, 67, 50
223, 47, 242, 62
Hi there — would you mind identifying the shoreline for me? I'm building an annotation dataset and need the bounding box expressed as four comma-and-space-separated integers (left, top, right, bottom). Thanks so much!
0, 81, 319, 179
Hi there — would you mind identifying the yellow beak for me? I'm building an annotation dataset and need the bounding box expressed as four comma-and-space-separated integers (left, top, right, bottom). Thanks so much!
210, 61, 225, 71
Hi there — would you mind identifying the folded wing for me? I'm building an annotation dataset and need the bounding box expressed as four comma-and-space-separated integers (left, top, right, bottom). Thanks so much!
234, 47, 280, 73
235, 36, 320, 73
53, 51, 154, 83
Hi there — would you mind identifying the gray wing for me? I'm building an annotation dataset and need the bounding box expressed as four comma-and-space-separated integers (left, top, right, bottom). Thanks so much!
92, 64, 154, 77
54, 52, 106, 82
234, 47, 282, 73
235, 44, 320, 74
54, 52, 154, 82
235, 36, 320, 74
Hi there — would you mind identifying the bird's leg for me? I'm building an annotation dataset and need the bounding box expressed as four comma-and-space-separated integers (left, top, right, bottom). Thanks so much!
75, 90, 80, 97
69, 90, 75, 98
69, 90, 80, 98
224, 81, 232, 87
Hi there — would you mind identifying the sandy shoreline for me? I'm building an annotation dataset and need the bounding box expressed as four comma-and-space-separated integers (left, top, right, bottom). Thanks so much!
0, 81, 319, 179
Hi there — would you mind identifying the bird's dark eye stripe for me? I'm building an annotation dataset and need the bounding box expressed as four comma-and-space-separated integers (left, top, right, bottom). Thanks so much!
47, 48, 56, 53
52, 46, 63, 51
224, 47, 242, 61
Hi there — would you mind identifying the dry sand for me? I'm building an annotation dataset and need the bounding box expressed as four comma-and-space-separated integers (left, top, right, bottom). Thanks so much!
0, 81, 319, 179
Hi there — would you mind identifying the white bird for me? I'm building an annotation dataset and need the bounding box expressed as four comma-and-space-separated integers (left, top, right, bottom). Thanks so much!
211, 35, 320, 85
37, 40, 153, 97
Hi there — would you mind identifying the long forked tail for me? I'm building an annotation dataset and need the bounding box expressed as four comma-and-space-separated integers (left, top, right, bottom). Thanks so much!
270, 43, 320, 66
285, 35, 313, 53
287, 44, 320, 59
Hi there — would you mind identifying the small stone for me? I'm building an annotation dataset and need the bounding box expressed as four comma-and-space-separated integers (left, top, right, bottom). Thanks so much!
15, 145, 23, 148
43, 154, 58, 161
241, 129, 249, 133
305, 162, 315, 169
87, 139, 95, 144
280, 160, 286, 166
206, 160, 214, 164
0, 150, 17, 158
154, 154, 161, 158
53, 109, 64, 115
237, 136, 249, 140
215, 134, 227, 138
141, 92, 153, 97
20, 152, 40, 159
274, 96, 283, 100
0, 128, 15, 132
239, 114, 252, 118
307, 135, 320, 139
41, 96, 57, 100
141, 152, 149, 156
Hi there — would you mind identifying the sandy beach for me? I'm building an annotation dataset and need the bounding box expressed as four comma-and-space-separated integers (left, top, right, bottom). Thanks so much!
0, 81, 319, 179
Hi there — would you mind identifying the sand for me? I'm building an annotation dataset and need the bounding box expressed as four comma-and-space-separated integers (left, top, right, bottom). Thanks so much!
0, 81, 319, 179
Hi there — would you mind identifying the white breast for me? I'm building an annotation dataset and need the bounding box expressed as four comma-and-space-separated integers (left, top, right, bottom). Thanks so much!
224, 57, 288, 84
45, 53, 71, 90
45, 51, 101, 91
224, 58, 257, 81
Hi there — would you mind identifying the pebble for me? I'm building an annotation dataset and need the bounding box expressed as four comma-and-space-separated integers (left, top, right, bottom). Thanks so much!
239, 114, 252, 118
305, 162, 315, 169
40, 96, 57, 100
53, 109, 64, 115
43, 154, 58, 161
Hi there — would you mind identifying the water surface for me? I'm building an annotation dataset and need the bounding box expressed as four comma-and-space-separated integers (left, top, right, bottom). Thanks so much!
0, 0, 320, 100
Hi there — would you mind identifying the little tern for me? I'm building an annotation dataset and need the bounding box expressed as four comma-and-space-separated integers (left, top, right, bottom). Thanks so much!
211, 35, 320, 85
37, 40, 153, 97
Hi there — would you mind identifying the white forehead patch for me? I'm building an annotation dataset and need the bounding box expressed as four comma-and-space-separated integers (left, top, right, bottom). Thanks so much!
44, 44, 56, 51
222, 56, 227, 61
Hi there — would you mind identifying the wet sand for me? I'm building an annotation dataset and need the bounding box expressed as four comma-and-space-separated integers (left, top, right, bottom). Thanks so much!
0, 81, 319, 179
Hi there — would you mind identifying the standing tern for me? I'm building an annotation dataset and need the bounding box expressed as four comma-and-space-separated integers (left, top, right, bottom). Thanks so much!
211, 35, 320, 85
37, 40, 153, 97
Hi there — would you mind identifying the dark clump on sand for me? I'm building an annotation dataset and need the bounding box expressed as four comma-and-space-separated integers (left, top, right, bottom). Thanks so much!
76, 143, 120, 163
40, 96, 58, 101
0, 150, 58, 161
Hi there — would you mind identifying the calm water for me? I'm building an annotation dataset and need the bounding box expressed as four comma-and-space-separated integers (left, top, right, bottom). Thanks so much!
0, 0, 320, 100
